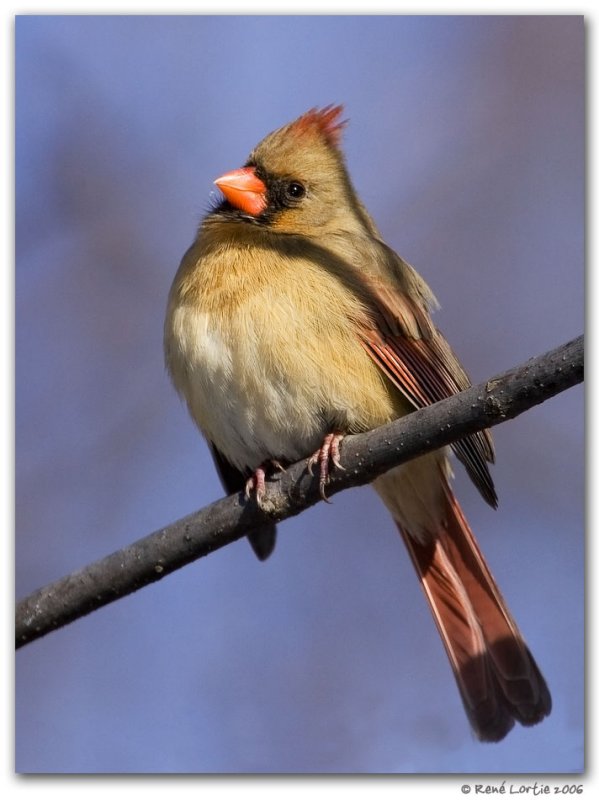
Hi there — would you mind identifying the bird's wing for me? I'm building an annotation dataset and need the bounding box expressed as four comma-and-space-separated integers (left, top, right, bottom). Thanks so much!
358, 272, 497, 508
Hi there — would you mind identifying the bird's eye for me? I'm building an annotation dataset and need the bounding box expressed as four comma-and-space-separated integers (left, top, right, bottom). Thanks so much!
285, 181, 306, 200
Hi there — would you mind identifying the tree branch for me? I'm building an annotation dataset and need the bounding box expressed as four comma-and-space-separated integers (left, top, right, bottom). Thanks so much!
16, 335, 583, 649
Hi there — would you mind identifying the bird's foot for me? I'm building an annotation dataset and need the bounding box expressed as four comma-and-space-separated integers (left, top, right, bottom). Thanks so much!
244, 460, 286, 509
307, 432, 345, 502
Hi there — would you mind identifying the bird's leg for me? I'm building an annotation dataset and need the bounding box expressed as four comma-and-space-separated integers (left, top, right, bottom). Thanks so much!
245, 460, 287, 508
307, 432, 346, 501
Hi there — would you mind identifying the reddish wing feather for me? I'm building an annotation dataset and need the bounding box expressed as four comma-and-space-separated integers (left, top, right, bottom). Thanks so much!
360, 285, 497, 506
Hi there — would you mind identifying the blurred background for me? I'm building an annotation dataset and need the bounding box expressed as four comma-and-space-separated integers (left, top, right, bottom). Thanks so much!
15, 15, 584, 773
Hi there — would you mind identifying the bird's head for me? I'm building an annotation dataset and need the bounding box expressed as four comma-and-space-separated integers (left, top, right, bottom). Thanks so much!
213, 106, 367, 236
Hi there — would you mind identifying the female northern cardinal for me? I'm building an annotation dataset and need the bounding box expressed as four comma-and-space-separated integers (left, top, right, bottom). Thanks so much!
164, 106, 551, 742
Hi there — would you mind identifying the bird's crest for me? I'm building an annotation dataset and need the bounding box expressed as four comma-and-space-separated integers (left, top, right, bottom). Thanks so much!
290, 105, 347, 147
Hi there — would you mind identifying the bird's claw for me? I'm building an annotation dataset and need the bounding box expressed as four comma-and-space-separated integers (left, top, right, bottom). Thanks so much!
245, 467, 267, 507
244, 460, 286, 509
307, 432, 345, 502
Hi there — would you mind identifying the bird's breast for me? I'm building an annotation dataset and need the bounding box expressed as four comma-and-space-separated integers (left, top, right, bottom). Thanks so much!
168, 301, 320, 469
165, 246, 401, 472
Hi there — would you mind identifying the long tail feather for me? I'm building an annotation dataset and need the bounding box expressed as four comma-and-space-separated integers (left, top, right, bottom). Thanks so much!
395, 484, 551, 741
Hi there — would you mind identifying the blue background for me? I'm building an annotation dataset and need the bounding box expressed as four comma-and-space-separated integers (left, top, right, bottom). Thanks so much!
15, 15, 584, 773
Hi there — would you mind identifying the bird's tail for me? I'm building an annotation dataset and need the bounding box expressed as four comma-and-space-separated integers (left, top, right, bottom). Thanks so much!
375, 455, 551, 741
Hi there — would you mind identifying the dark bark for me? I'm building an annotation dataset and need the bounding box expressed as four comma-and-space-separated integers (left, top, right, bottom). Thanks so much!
16, 335, 583, 649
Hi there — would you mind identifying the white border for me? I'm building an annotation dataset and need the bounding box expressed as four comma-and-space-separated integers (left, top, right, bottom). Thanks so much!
5, 3, 592, 798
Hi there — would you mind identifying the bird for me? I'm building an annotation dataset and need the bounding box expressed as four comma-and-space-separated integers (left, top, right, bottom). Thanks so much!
164, 105, 551, 742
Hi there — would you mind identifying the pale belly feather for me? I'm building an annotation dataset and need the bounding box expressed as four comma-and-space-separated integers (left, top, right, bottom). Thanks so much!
168, 304, 336, 471
167, 292, 397, 473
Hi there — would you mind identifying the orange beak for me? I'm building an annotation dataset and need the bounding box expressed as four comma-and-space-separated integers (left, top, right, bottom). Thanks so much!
214, 167, 268, 216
